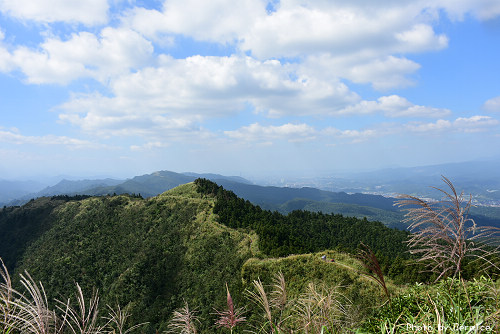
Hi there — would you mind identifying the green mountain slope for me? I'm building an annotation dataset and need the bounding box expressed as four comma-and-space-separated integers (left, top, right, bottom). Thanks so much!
1, 179, 499, 333
0, 196, 75, 271
9, 184, 256, 331
0, 179, 454, 332
274, 198, 406, 228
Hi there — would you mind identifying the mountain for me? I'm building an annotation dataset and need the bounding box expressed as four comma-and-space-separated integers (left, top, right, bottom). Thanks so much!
215, 179, 397, 211
271, 159, 500, 205
274, 198, 406, 228
182, 172, 252, 184
92, 171, 254, 198
1, 183, 256, 331
4, 165, 500, 231
0, 179, 46, 205
0, 180, 414, 332
36, 178, 124, 196
350, 159, 500, 200
3, 171, 254, 205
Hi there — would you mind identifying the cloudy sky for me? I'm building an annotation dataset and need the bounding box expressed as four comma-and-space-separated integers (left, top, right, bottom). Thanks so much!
1, 0, 500, 179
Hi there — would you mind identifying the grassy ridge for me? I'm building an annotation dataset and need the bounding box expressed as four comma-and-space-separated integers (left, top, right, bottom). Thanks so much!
12, 183, 255, 332
2, 179, 498, 333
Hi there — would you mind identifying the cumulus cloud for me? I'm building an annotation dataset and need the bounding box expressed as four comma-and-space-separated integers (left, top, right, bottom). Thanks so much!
130, 141, 171, 151
115, 0, 453, 92
224, 123, 316, 143
437, 0, 500, 21
1, 0, 499, 155
126, 0, 266, 43
337, 95, 451, 118
395, 24, 448, 53
8, 27, 153, 84
0, 0, 109, 25
404, 119, 452, 133
0, 30, 14, 72
322, 127, 383, 144
240, 1, 447, 59
2, 0, 488, 94
0, 128, 101, 149
56, 55, 361, 138
482, 96, 500, 112
453, 115, 499, 132
405, 115, 499, 133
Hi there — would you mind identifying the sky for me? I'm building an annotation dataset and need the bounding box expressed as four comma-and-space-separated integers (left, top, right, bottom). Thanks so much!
1, 0, 500, 180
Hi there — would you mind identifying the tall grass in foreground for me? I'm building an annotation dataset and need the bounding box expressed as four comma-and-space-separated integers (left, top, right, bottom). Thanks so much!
3, 255, 499, 333
0, 258, 146, 334
214, 283, 246, 333
167, 271, 356, 333
396, 176, 500, 281
361, 277, 499, 333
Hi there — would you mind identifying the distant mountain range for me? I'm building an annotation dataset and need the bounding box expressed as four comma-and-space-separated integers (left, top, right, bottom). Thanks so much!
1, 171, 253, 206
263, 159, 500, 206
0, 179, 46, 204
2, 159, 500, 229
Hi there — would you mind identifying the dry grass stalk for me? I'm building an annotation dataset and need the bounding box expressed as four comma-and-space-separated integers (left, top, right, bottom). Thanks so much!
56, 284, 102, 334
270, 271, 287, 312
105, 304, 146, 334
214, 283, 245, 332
1, 258, 18, 334
358, 242, 390, 300
1, 258, 147, 334
246, 273, 294, 333
7, 271, 65, 334
396, 176, 500, 280
246, 278, 273, 330
166, 300, 199, 334
294, 283, 349, 333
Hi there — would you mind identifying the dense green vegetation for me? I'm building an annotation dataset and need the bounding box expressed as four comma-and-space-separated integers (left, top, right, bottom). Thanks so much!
3, 185, 256, 332
1, 178, 499, 333
195, 178, 409, 259
0, 196, 74, 271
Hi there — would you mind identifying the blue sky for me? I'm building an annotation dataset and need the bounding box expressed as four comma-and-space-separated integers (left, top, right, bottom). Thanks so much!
1, 0, 500, 180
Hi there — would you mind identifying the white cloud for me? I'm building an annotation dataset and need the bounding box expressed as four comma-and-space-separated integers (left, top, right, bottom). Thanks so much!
482, 96, 500, 112
404, 119, 452, 133
405, 115, 499, 133
337, 95, 451, 118
9, 28, 153, 84
323, 127, 382, 144
395, 24, 448, 53
224, 122, 316, 143
130, 141, 170, 151
56, 55, 360, 139
0, 128, 101, 149
0, 30, 14, 72
0, 0, 109, 25
126, 0, 266, 43
346, 56, 421, 90
241, 1, 448, 59
453, 115, 499, 132
436, 0, 500, 21
119, 0, 452, 93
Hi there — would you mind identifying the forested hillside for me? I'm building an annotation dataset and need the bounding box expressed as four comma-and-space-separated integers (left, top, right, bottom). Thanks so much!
1, 179, 498, 333
194, 178, 409, 259
1, 184, 256, 331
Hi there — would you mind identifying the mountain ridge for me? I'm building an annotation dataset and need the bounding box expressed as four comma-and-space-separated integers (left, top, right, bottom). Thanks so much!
0, 180, 417, 332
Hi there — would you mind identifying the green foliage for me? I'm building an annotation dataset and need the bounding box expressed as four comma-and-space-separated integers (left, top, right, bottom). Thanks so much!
274, 198, 407, 229
10, 184, 254, 332
2, 178, 498, 333
195, 179, 410, 260
362, 277, 500, 333
241, 251, 387, 317
0, 197, 73, 272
